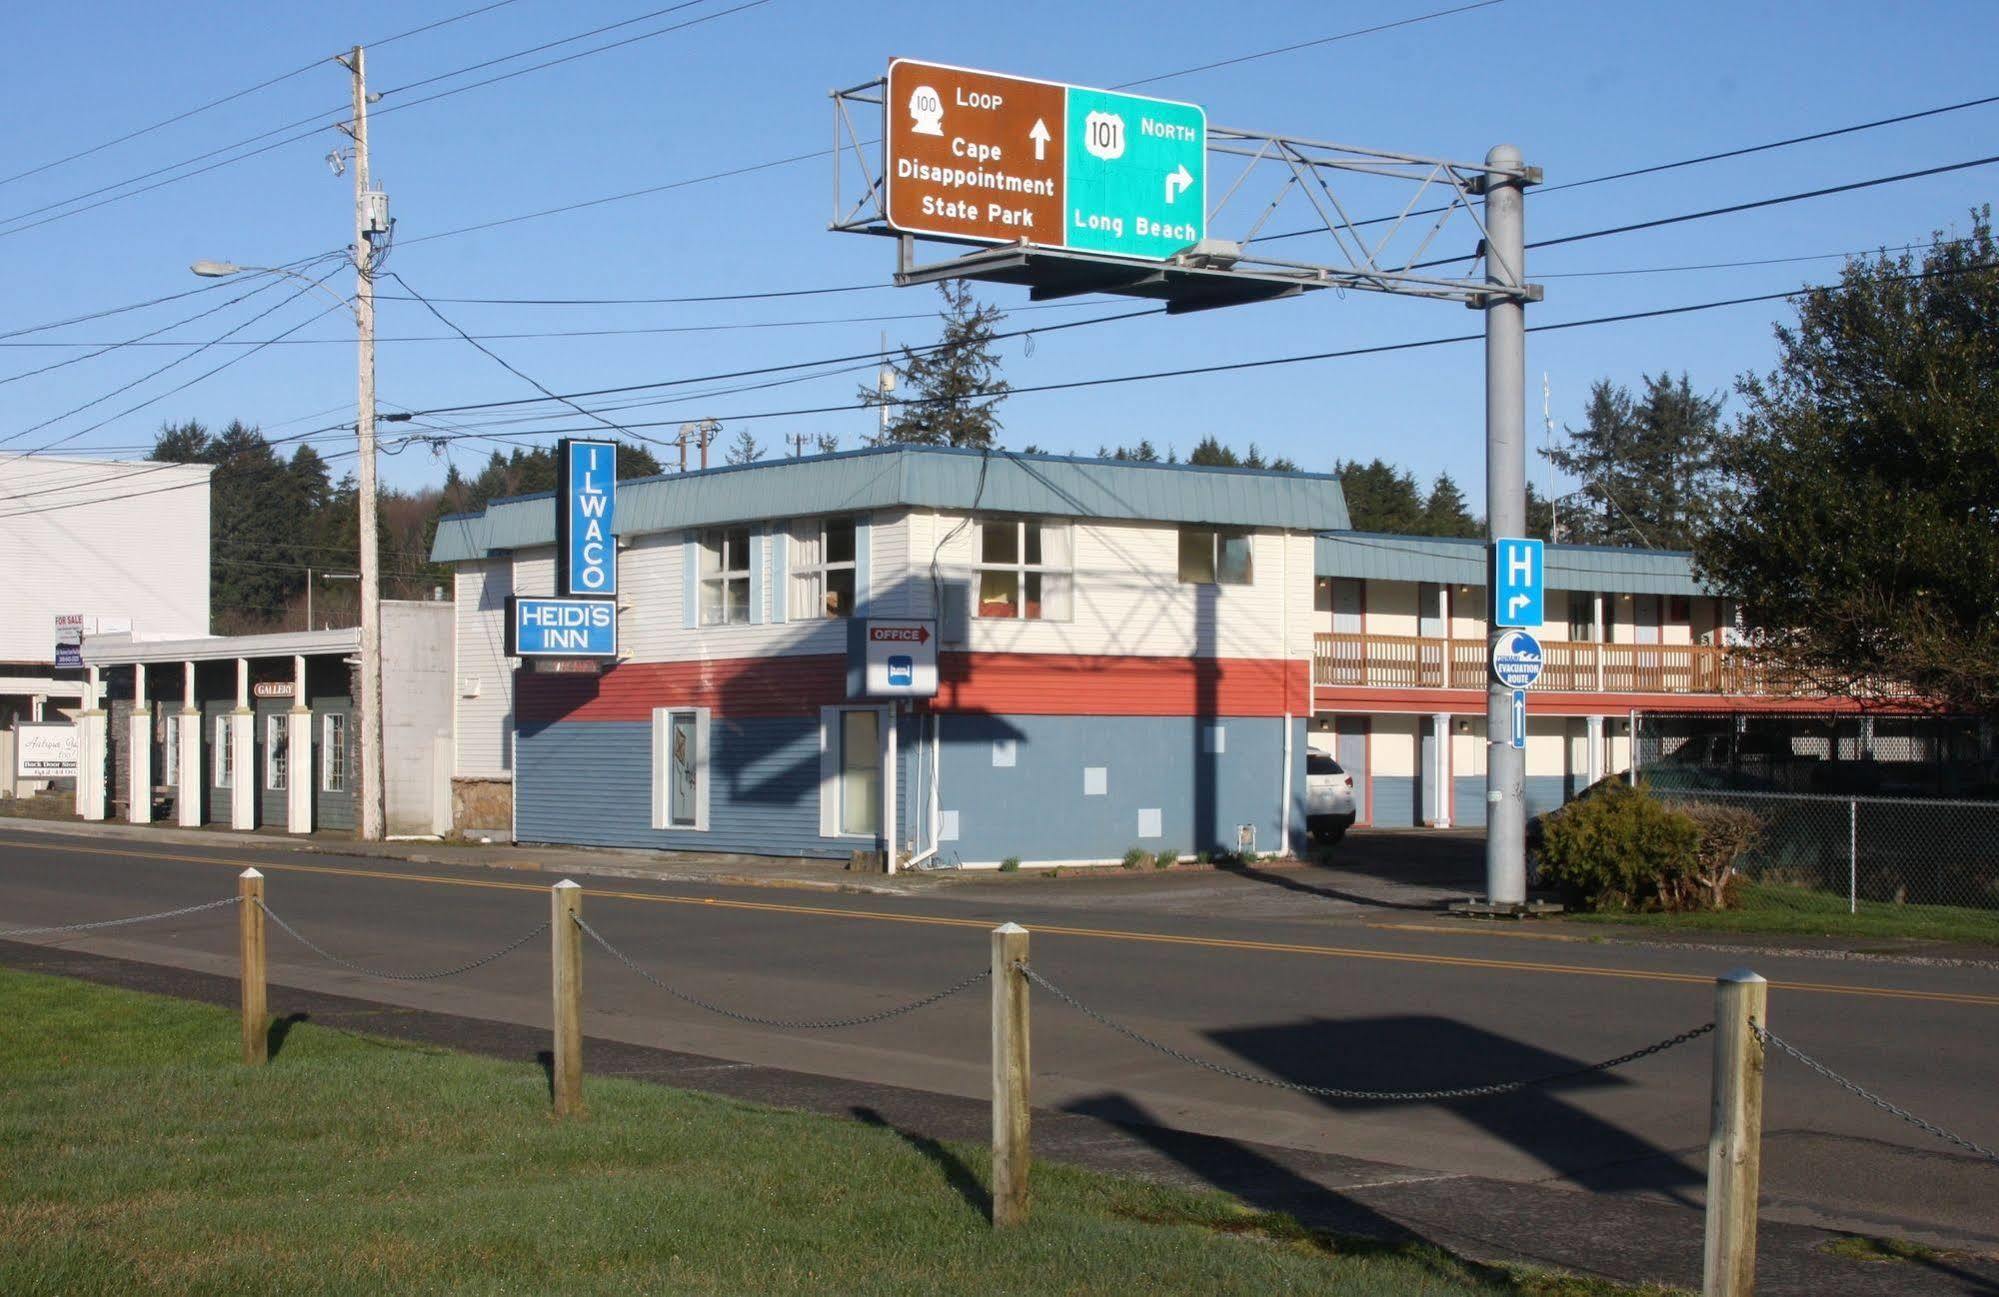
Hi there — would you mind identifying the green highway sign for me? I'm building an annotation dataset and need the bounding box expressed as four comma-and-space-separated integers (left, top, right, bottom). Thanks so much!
885, 60, 1207, 263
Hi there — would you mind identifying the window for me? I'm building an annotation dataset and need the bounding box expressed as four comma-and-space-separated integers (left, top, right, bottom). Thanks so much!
1568, 591, 1597, 642
975, 519, 1072, 620
322, 713, 347, 792
215, 716, 232, 788
838, 709, 880, 835
650, 707, 710, 830
1177, 526, 1254, 585
790, 517, 857, 619
265, 713, 288, 791
698, 526, 753, 625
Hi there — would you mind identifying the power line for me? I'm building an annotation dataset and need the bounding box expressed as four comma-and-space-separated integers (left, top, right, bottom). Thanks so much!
0, 0, 523, 191
0, 273, 291, 384
0, 248, 343, 342
1113, 0, 1505, 89
0, 0, 771, 242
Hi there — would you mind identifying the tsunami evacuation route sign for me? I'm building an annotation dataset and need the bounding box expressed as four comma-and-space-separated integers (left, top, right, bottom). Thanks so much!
884, 58, 1206, 262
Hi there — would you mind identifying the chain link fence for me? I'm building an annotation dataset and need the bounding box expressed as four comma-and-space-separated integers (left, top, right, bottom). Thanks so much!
1652, 788, 1999, 912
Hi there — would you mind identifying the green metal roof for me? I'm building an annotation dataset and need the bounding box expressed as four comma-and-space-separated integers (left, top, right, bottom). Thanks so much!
431, 446, 1350, 563
1315, 532, 1710, 596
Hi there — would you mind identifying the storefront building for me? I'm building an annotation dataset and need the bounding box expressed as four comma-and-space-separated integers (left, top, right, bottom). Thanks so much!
433, 447, 1345, 866
79, 604, 452, 835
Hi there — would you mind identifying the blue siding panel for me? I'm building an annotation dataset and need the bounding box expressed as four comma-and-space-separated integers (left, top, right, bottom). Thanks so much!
1453, 774, 1570, 827
1371, 775, 1417, 829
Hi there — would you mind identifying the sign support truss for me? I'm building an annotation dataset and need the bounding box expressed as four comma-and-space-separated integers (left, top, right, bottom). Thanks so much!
832, 79, 1542, 311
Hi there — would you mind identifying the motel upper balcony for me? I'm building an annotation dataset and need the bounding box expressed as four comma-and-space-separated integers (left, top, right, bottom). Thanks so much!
1311, 533, 1785, 698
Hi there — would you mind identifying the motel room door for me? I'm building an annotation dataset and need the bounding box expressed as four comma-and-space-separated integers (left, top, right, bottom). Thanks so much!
1335, 717, 1369, 827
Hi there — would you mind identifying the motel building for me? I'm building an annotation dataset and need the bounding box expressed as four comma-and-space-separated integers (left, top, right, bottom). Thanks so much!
431, 446, 1821, 867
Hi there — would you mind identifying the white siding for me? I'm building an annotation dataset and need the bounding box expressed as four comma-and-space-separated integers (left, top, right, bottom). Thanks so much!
453, 560, 513, 778
0, 456, 210, 660
382, 602, 453, 832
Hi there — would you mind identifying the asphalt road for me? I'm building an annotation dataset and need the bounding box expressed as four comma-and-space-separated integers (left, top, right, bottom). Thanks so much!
3, 827, 1996, 1255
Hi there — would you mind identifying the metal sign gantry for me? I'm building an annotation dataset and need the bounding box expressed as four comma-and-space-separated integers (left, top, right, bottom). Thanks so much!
831, 63, 1546, 909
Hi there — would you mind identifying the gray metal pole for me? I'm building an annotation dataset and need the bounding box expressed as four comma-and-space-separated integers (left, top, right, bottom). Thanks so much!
1483, 144, 1528, 907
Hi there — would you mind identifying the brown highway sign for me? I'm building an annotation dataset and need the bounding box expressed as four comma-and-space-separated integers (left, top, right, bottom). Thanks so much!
886, 58, 1066, 246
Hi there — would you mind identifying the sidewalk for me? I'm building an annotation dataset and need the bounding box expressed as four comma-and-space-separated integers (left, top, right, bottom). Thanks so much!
0, 812, 950, 897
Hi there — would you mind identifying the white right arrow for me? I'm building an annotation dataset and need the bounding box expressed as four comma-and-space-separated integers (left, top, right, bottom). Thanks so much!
1029, 118, 1050, 161
1164, 162, 1193, 204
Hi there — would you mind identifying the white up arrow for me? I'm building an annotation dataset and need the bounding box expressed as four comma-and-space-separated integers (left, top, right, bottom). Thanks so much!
1164, 163, 1193, 204
1029, 118, 1050, 161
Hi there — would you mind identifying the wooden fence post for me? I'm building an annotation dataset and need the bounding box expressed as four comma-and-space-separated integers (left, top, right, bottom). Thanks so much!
1704, 968, 1768, 1297
238, 868, 267, 1066
551, 880, 584, 1118
991, 922, 1030, 1228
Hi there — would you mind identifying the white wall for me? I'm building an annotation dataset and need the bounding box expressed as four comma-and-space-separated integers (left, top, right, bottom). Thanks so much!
383, 602, 453, 834
453, 559, 514, 778
0, 456, 210, 661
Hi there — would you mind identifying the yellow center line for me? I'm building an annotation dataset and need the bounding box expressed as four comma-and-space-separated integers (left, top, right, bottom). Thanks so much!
7, 835, 1998, 1009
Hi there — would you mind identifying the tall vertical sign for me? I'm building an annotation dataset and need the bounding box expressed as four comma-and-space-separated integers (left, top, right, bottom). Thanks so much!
556, 438, 617, 596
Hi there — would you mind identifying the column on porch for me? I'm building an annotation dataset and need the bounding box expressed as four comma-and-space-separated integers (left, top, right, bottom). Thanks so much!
1586, 715, 1605, 788
127, 662, 151, 824
230, 657, 255, 831
287, 654, 313, 834
77, 664, 107, 821
1430, 712, 1453, 828
177, 660, 202, 827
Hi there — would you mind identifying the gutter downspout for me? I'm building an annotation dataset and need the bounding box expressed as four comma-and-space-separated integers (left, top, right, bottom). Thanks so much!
903, 709, 944, 869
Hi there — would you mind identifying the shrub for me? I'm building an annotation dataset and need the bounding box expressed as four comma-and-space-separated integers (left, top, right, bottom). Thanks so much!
1153, 848, 1178, 870
1676, 802, 1764, 911
998, 856, 1021, 873
1536, 781, 1699, 912
1121, 847, 1148, 870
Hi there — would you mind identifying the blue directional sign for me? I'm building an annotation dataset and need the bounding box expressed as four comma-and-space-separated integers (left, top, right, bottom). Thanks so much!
557, 438, 617, 596
1510, 689, 1527, 751
1063, 85, 1206, 261
507, 596, 618, 658
1491, 628, 1545, 690
1491, 536, 1544, 628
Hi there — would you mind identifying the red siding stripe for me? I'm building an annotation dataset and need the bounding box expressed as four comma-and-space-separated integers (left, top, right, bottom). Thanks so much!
517, 653, 1310, 722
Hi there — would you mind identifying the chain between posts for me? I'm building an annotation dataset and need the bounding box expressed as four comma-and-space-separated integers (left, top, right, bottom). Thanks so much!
257, 900, 547, 981
574, 913, 988, 1029
0, 894, 240, 937
1754, 1023, 1999, 1163
1020, 963, 1713, 1101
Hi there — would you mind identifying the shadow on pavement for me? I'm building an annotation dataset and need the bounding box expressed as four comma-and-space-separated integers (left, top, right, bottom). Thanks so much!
1218, 859, 1458, 912
1207, 1013, 1704, 1206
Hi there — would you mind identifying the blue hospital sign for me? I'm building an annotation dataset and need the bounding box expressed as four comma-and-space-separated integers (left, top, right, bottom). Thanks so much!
507, 596, 619, 658
557, 438, 617, 596
1491, 537, 1544, 628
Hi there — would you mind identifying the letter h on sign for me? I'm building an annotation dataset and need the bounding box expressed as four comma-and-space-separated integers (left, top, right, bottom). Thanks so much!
1491, 537, 1544, 629
557, 438, 618, 596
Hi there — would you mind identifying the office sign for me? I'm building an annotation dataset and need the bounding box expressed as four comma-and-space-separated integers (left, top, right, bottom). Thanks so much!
885, 59, 1206, 262
849, 619, 938, 697
556, 438, 617, 596
1491, 537, 1545, 628
506, 596, 619, 659
1491, 628, 1545, 690
15, 721, 78, 777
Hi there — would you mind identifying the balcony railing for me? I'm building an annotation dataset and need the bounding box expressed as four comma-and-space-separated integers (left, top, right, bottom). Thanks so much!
1311, 632, 1785, 695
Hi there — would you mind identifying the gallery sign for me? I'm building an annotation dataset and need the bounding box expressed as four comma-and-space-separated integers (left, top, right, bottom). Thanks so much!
556, 438, 617, 596
885, 59, 1207, 262
506, 596, 619, 659
15, 721, 78, 778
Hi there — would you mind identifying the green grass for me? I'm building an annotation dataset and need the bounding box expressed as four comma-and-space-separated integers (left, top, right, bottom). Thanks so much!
1565, 883, 1999, 947
0, 969, 1679, 1297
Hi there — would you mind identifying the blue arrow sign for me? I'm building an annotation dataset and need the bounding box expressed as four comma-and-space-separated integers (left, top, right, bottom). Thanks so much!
1511, 689, 1527, 751
1492, 536, 1544, 628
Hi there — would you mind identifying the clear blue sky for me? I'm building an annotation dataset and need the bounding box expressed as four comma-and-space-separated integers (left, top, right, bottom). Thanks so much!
3, 0, 1995, 504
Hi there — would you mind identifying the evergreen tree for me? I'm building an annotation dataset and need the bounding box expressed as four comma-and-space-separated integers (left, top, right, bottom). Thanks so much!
1700, 214, 1999, 714
725, 428, 764, 465
1547, 372, 1723, 548
1186, 436, 1239, 467
1420, 473, 1479, 537
1331, 458, 1424, 533
862, 282, 1009, 447
814, 433, 840, 455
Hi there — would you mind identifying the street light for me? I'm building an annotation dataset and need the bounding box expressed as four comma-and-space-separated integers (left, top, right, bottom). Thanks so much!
190, 252, 384, 843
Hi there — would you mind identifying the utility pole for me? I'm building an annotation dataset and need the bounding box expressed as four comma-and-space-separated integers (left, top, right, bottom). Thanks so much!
1483, 144, 1529, 909
337, 44, 386, 842
305, 568, 312, 632
1543, 372, 1559, 544
785, 432, 811, 457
